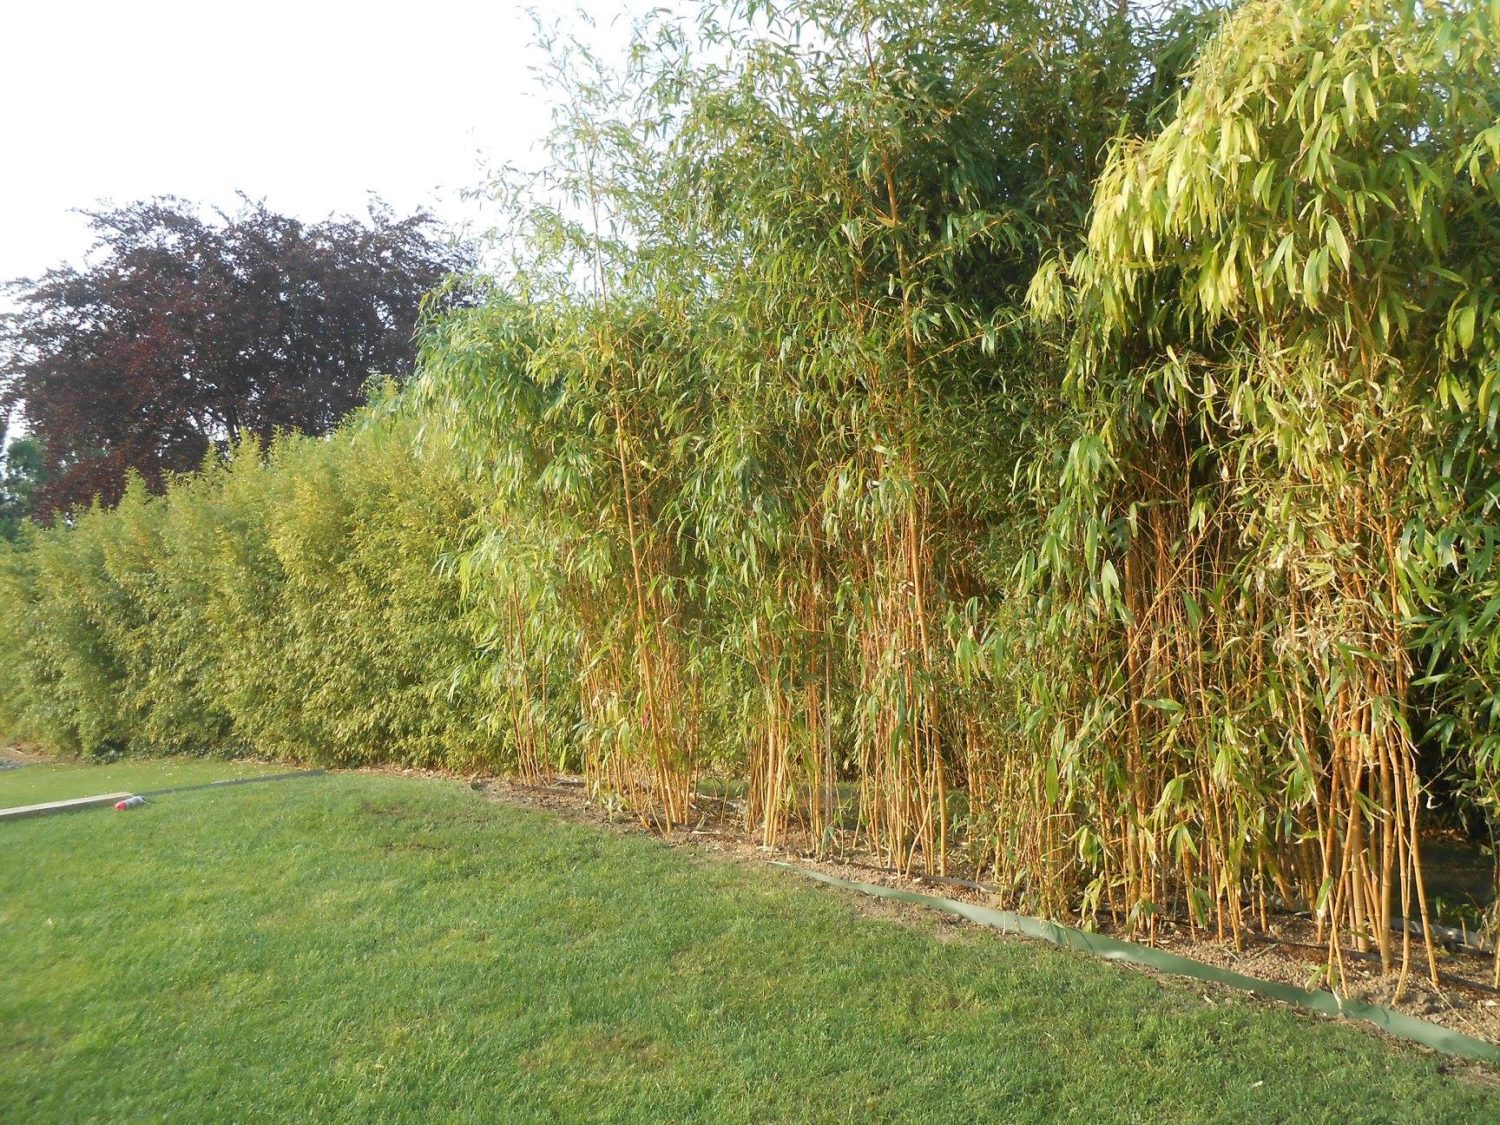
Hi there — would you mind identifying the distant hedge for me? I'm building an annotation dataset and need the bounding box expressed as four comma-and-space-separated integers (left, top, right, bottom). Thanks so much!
0, 403, 495, 770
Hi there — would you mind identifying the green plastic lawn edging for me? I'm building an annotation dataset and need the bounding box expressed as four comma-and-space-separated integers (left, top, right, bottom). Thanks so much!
773, 862, 1500, 1066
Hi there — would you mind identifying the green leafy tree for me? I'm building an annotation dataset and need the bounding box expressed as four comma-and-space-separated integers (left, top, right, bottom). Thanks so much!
0, 436, 50, 541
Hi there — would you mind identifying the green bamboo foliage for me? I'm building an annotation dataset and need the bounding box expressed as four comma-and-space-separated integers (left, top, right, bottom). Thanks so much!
678, 0, 1191, 868
4, 0, 1498, 978
0, 403, 491, 769
413, 0, 1176, 858
415, 294, 709, 822
1028, 0, 1500, 979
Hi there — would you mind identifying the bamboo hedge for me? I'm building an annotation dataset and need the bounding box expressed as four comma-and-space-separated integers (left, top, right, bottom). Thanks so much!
3, 0, 1499, 982
0, 399, 494, 770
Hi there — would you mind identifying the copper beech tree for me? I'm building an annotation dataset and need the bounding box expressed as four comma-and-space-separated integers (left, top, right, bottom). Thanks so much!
0, 197, 469, 516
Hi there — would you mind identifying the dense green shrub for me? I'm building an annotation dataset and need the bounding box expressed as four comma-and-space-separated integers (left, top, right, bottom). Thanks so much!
1025, 0, 1500, 966
410, 0, 1500, 970
0, 404, 494, 768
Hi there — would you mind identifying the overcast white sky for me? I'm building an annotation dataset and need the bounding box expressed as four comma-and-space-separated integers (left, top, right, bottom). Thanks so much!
0, 0, 659, 283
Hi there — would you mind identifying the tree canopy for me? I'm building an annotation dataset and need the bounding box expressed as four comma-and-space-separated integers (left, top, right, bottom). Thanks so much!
0, 436, 50, 541
0, 197, 469, 516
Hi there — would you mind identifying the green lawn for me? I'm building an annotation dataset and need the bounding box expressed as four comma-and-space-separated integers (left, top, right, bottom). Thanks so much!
1, 765, 1493, 1122
0, 756, 281, 808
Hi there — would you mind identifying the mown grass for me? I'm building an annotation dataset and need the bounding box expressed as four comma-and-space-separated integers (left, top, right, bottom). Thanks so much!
0, 757, 279, 808
1, 765, 1493, 1122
